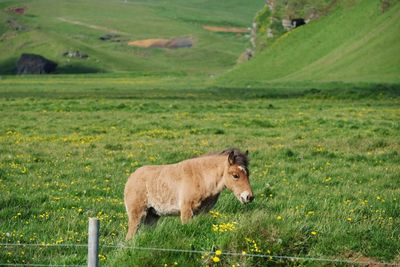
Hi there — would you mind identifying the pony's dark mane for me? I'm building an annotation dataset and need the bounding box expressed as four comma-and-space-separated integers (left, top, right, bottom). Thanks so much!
194, 148, 250, 175
220, 148, 250, 175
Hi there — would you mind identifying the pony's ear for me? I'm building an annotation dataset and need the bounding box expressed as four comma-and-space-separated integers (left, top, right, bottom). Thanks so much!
228, 151, 236, 165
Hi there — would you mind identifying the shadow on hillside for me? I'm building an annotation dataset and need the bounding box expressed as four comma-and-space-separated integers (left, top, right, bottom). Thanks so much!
0, 58, 103, 75
0, 57, 17, 74
55, 64, 104, 74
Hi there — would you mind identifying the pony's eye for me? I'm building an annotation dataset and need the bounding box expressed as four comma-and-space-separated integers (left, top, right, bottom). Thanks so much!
232, 174, 240, 180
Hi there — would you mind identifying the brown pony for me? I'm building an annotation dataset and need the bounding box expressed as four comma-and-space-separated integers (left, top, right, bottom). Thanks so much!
124, 148, 254, 240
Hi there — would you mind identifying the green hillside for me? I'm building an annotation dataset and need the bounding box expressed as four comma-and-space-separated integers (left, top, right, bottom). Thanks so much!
218, 0, 400, 87
0, 0, 263, 75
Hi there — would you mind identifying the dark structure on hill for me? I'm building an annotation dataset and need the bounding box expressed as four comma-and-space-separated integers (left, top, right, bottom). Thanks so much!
291, 18, 306, 28
16, 53, 57, 74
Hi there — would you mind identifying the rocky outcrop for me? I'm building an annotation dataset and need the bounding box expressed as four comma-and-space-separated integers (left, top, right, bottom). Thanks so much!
6, 19, 27, 31
381, 0, 393, 13
237, 49, 253, 63
166, 37, 193, 49
16, 53, 57, 74
99, 33, 122, 42
63, 51, 88, 59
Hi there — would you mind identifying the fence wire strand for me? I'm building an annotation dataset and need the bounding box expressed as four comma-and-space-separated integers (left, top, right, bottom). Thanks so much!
0, 264, 84, 267
0, 243, 88, 248
1, 242, 399, 266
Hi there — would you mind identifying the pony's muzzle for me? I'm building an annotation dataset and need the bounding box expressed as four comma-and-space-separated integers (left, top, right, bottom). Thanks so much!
240, 191, 254, 204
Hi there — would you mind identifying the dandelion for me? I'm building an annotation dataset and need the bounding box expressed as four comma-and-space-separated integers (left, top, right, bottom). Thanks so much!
276, 215, 282, 220
311, 231, 317, 236
245, 237, 262, 253
347, 217, 353, 222
209, 211, 222, 218
212, 256, 220, 263
242, 251, 247, 255
99, 254, 107, 261
212, 222, 237, 232
215, 249, 222, 256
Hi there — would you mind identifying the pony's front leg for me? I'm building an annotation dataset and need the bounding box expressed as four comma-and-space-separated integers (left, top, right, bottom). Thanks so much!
180, 202, 193, 224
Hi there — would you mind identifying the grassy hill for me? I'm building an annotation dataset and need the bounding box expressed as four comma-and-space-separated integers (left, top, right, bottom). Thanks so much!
0, 0, 263, 75
218, 0, 400, 87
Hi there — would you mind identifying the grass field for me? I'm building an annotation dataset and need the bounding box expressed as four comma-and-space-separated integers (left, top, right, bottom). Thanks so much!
1, 0, 400, 266
0, 77, 399, 266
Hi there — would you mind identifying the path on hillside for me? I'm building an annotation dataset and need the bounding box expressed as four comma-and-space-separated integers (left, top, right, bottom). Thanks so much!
58, 17, 129, 35
203, 25, 249, 33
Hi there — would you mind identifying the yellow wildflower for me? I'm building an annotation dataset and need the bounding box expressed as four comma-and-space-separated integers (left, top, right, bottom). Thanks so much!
212, 256, 220, 263
215, 249, 222, 256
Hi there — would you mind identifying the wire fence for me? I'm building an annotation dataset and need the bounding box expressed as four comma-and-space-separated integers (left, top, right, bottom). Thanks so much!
0, 264, 85, 267
1, 241, 399, 266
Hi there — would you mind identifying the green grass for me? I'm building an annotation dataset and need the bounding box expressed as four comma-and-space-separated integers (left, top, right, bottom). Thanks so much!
0, 0, 263, 75
1, 0, 400, 265
218, 0, 400, 87
0, 76, 399, 266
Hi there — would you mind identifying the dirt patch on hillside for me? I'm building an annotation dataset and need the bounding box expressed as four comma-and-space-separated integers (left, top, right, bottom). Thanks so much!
203, 25, 249, 33
128, 39, 169, 48
6, 6, 26, 15
128, 37, 193, 49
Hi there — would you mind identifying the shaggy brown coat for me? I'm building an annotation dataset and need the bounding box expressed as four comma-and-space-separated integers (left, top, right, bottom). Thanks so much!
124, 149, 253, 240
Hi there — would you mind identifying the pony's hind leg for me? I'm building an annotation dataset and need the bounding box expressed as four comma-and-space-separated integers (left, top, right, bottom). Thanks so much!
125, 205, 146, 240
125, 190, 148, 240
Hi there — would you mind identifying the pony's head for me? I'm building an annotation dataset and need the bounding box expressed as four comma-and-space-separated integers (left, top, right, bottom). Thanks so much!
222, 149, 254, 204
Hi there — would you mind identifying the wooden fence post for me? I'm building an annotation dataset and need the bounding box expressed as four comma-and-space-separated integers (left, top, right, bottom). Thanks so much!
88, 218, 99, 267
